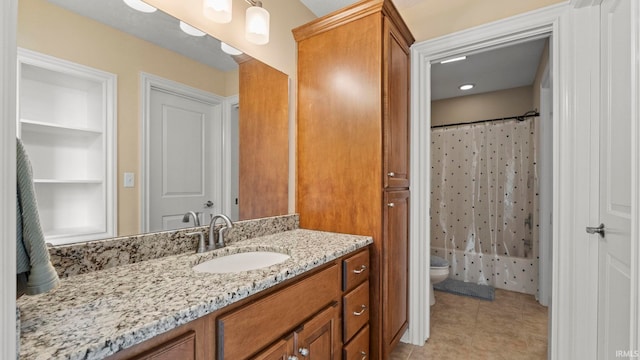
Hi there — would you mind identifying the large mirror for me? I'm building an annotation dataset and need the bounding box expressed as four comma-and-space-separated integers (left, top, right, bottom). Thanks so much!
17, 0, 290, 245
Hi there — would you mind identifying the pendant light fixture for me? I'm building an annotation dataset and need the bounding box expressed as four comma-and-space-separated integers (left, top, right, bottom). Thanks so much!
123, 0, 157, 13
203, 0, 232, 24
245, 0, 270, 45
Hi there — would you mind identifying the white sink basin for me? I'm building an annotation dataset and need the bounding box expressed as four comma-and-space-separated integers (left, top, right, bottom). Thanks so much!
192, 251, 290, 273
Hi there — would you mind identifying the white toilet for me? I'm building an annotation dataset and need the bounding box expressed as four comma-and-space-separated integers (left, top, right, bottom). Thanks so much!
430, 255, 450, 306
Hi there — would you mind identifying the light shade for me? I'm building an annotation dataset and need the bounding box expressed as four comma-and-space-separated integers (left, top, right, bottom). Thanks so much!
245, 5, 270, 45
203, 0, 232, 24
179, 21, 206, 37
123, 0, 157, 13
221, 42, 243, 56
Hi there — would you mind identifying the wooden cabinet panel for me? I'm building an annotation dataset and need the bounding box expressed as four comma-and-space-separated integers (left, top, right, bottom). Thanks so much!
343, 281, 370, 342
106, 315, 212, 360
383, 18, 410, 189
238, 58, 289, 220
343, 325, 370, 360
342, 249, 370, 292
295, 304, 340, 360
383, 190, 409, 352
218, 264, 339, 359
293, 1, 413, 358
253, 337, 294, 360
131, 331, 196, 360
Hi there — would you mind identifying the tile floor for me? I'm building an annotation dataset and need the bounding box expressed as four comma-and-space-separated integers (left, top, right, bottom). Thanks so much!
390, 289, 549, 359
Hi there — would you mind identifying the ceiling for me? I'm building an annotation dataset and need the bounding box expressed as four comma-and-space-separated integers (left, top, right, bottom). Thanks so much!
48, 0, 239, 72
431, 38, 547, 100
300, 0, 420, 16
50, 0, 547, 99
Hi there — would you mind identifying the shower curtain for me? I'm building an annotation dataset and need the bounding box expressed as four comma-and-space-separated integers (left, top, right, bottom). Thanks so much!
430, 118, 539, 292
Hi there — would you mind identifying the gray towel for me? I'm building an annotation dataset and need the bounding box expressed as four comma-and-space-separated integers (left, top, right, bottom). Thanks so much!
16, 138, 59, 295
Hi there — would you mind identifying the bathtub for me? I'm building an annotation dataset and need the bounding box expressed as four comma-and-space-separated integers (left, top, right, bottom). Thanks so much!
431, 246, 539, 295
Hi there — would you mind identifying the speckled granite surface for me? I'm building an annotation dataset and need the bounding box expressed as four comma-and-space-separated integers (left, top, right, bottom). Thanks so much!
49, 214, 300, 278
19, 229, 372, 360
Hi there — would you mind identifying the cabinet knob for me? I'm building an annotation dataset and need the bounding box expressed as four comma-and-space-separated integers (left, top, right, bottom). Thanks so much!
299, 347, 310, 356
387, 172, 395, 177
353, 265, 367, 274
353, 304, 367, 316
387, 202, 395, 208
360, 350, 368, 360
288, 356, 299, 360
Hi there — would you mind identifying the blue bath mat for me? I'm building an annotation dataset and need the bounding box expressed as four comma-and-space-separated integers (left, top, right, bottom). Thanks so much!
433, 278, 495, 301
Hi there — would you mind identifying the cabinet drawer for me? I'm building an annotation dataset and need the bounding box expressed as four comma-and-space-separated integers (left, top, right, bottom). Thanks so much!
218, 263, 340, 359
343, 325, 370, 360
343, 280, 369, 341
342, 249, 369, 292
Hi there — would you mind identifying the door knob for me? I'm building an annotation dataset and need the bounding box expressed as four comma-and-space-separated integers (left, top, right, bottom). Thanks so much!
586, 223, 605, 237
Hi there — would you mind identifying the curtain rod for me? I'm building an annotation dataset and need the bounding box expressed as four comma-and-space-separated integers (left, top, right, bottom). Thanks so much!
430, 110, 539, 129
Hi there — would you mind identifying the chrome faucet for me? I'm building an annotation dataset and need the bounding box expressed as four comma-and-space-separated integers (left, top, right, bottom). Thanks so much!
208, 214, 234, 250
182, 211, 201, 227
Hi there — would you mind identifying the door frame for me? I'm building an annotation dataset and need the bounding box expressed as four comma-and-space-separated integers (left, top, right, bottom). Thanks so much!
407, 1, 628, 358
222, 94, 239, 220
0, 0, 17, 358
140, 72, 225, 232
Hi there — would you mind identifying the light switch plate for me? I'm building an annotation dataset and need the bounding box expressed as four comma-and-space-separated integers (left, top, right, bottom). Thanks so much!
124, 172, 135, 188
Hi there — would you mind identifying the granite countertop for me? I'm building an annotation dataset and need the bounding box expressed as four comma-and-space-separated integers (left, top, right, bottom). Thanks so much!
18, 229, 373, 360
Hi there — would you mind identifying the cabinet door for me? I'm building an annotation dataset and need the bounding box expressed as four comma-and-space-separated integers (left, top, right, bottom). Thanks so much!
383, 18, 410, 189
295, 304, 340, 360
130, 332, 196, 360
382, 190, 409, 353
253, 337, 294, 360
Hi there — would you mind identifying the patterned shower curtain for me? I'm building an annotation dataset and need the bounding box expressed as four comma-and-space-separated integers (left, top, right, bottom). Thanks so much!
430, 118, 537, 260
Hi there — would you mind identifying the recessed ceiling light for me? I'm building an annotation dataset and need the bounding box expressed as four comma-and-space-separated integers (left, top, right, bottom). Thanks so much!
179, 21, 206, 37
122, 0, 157, 13
440, 56, 467, 64
459, 84, 475, 91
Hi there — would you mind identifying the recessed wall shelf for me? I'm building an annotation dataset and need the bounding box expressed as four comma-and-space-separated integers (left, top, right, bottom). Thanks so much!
17, 48, 116, 245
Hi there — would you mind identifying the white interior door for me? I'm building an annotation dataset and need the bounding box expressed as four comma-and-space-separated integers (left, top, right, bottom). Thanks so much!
149, 88, 222, 232
597, 0, 635, 358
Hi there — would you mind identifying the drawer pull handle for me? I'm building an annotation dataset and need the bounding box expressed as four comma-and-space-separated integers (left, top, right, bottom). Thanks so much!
353, 304, 367, 316
352, 265, 367, 274
360, 351, 367, 360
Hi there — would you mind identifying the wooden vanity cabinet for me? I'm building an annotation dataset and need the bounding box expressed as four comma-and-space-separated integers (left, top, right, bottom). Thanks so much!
107, 248, 371, 360
217, 263, 340, 359
106, 315, 213, 360
252, 304, 340, 360
293, 1, 414, 358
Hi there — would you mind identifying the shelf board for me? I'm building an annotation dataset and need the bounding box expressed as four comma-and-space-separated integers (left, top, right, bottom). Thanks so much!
20, 119, 103, 135
33, 179, 103, 184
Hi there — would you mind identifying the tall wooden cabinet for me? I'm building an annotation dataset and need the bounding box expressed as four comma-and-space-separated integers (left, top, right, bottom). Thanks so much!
293, 1, 414, 358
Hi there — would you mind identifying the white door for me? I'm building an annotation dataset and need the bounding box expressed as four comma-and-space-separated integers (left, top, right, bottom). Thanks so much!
149, 88, 222, 232
596, 0, 635, 358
